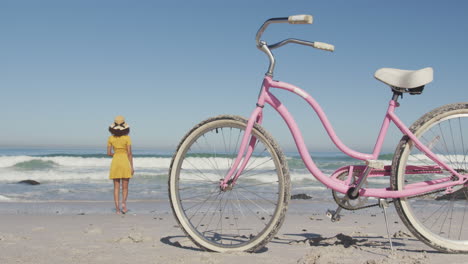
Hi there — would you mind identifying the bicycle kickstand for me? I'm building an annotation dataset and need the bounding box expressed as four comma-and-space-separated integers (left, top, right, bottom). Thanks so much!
379, 198, 394, 251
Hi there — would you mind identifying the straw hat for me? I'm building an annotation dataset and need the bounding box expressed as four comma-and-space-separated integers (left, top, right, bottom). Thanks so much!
109, 115, 130, 136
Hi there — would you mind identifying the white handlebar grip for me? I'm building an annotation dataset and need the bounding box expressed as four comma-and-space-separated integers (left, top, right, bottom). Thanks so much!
288, 14, 313, 24
313, 42, 335, 52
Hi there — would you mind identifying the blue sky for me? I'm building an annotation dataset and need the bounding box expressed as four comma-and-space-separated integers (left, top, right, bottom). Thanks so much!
1, 0, 468, 154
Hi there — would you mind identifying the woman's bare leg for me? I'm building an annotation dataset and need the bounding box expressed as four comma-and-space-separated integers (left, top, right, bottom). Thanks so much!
113, 179, 121, 214
121, 178, 130, 213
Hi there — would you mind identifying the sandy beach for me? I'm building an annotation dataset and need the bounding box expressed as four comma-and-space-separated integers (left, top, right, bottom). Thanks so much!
1, 200, 467, 264
3, 150, 466, 263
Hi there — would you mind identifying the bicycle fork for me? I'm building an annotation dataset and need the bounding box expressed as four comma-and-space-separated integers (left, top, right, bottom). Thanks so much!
220, 108, 264, 191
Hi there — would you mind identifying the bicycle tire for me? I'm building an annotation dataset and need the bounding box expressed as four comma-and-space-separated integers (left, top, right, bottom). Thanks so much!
168, 115, 290, 252
391, 102, 468, 253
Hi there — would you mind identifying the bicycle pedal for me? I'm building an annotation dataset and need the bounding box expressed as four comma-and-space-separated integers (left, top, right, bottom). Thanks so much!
326, 209, 341, 222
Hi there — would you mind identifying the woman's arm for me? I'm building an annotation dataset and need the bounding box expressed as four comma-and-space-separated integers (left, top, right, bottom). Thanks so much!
127, 145, 134, 175
107, 145, 113, 157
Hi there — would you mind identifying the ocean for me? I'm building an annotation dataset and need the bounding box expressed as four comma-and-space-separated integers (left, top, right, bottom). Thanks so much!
0, 147, 395, 210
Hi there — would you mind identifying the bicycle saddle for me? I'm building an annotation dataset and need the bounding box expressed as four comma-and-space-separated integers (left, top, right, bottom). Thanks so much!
374, 67, 433, 89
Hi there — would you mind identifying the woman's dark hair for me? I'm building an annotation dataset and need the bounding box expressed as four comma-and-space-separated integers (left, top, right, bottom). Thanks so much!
109, 127, 130, 136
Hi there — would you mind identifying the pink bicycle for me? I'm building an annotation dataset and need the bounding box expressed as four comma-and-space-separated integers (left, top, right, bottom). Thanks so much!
168, 15, 468, 253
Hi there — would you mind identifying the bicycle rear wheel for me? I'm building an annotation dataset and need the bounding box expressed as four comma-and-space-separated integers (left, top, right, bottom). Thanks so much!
392, 103, 468, 253
168, 115, 290, 252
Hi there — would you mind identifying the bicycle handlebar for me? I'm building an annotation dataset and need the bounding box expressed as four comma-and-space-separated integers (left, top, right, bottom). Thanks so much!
256, 14, 334, 52
268, 39, 335, 52
256, 14, 335, 76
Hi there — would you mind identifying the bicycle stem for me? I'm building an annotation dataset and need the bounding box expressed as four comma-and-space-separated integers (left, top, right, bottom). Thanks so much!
258, 43, 276, 77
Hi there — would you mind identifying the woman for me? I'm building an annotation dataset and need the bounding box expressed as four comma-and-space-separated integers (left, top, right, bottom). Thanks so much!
107, 115, 134, 214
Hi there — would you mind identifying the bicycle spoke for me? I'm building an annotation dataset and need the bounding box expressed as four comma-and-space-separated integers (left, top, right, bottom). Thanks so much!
183, 155, 220, 182
181, 188, 220, 201
458, 118, 468, 171
234, 187, 278, 205
459, 189, 468, 240
184, 189, 220, 219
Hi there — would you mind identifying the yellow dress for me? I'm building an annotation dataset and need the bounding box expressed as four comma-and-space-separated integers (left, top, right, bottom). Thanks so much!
108, 135, 132, 179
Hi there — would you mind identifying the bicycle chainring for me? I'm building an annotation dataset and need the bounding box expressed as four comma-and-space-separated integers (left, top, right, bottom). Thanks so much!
332, 171, 369, 210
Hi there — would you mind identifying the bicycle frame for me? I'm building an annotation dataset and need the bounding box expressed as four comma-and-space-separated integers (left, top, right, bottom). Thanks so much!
220, 75, 466, 199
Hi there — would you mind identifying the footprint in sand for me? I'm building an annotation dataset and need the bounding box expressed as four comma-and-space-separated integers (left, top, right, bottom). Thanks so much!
84, 226, 102, 235
0, 234, 29, 243
298, 245, 428, 264
114, 233, 152, 243
392, 230, 412, 238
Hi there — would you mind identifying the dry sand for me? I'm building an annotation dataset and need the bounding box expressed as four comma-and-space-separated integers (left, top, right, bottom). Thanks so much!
1, 200, 467, 264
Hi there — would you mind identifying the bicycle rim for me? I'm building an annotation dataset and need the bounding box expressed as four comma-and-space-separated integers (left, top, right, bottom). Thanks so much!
392, 103, 468, 252
168, 115, 290, 252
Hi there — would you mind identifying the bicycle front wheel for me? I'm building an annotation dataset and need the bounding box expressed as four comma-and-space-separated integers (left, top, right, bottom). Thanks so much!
392, 103, 468, 253
168, 115, 290, 252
